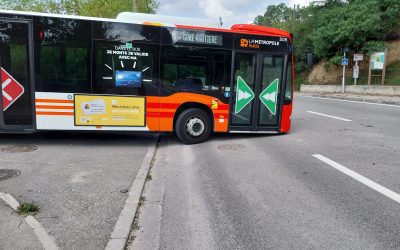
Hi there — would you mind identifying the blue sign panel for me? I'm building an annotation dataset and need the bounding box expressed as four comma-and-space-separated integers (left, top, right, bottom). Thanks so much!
341, 58, 349, 66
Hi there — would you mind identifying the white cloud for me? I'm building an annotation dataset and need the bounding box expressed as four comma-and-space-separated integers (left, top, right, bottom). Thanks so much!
157, 0, 306, 27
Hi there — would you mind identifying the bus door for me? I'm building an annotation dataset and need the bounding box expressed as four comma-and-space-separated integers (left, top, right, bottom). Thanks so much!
0, 19, 35, 132
229, 52, 286, 132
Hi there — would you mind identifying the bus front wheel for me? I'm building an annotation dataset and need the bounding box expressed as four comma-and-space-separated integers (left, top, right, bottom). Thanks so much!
175, 108, 212, 144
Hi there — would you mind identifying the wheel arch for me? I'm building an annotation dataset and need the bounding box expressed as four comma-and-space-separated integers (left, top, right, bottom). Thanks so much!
173, 102, 214, 131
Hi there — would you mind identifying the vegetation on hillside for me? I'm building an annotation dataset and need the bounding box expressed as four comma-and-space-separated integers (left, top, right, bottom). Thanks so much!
255, 0, 400, 75
0, 0, 159, 18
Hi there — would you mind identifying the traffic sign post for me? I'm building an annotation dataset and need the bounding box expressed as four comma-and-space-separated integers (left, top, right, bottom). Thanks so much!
353, 53, 363, 86
259, 79, 279, 115
235, 76, 254, 113
341, 52, 347, 94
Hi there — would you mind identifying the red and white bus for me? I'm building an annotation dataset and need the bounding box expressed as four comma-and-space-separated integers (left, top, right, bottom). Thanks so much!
0, 10, 293, 144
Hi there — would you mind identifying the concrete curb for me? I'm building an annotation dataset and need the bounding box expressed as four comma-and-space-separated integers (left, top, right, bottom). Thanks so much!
0, 192, 59, 250
297, 93, 400, 106
105, 134, 159, 250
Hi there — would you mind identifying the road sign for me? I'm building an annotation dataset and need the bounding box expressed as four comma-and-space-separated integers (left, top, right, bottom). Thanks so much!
235, 76, 254, 113
353, 54, 364, 61
1, 67, 25, 111
341, 58, 349, 66
259, 79, 279, 115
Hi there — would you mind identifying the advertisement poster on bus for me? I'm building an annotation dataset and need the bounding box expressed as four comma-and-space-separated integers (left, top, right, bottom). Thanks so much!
74, 95, 145, 127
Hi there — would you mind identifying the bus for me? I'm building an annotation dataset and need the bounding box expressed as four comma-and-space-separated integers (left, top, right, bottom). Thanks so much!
0, 10, 294, 144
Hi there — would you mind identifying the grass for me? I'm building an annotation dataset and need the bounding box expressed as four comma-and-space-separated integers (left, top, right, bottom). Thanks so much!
18, 202, 39, 215
138, 196, 146, 207
146, 172, 152, 181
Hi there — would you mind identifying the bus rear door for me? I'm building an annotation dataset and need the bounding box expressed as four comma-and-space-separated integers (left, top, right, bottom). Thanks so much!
0, 19, 35, 132
229, 52, 287, 132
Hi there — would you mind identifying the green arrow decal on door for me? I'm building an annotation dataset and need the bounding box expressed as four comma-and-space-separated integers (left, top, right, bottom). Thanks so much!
235, 76, 255, 114
259, 79, 279, 115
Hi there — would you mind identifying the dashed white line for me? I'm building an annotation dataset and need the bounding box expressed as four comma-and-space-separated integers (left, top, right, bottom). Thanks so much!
302, 95, 400, 108
307, 111, 352, 122
313, 154, 400, 204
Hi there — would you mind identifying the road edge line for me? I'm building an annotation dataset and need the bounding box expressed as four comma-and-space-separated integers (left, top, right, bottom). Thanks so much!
0, 192, 59, 250
313, 154, 400, 204
105, 134, 159, 250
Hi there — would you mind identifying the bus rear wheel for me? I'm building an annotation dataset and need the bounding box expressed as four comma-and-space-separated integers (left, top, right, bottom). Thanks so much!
175, 108, 212, 144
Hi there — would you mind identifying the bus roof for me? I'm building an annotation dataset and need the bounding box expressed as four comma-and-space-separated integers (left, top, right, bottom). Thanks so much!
0, 10, 291, 39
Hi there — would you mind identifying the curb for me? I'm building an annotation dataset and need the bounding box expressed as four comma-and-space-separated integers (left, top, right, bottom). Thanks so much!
298, 93, 400, 106
0, 192, 59, 250
105, 134, 159, 250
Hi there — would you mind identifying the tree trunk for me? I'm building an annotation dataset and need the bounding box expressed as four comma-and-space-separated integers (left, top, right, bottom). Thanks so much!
133, 0, 138, 12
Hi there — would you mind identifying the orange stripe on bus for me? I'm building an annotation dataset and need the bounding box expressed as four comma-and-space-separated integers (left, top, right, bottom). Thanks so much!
36, 105, 74, 110
36, 112, 74, 116
35, 99, 74, 103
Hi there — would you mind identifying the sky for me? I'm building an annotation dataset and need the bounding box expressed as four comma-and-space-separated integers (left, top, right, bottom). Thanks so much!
157, 0, 312, 27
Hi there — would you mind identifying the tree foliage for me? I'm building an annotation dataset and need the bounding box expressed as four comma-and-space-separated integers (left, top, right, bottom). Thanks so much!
255, 0, 400, 66
0, 0, 159, 18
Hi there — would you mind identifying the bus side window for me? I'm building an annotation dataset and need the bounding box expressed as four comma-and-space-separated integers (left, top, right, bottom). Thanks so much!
160, 45, 231, 101
35, 17, 91, 93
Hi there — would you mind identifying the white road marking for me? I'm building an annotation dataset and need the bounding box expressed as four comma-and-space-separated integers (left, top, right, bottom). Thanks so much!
307, 111, 352, 122
0, 192, 59, 249
302, 95, 400, 108
313, 154, 400, 204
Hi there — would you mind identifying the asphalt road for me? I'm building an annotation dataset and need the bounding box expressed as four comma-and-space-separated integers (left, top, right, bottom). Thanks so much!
0, 132, 154, 250
133, 95, 400, 250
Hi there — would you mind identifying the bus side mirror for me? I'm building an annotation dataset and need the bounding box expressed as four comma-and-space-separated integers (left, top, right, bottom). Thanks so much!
307, 53, 313, 69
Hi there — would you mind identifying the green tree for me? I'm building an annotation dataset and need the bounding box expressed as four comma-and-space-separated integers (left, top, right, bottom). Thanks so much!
0, 0, 159, 18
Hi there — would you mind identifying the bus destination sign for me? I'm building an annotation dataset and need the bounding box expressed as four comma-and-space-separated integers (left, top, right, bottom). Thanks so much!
171, 30, 223, 46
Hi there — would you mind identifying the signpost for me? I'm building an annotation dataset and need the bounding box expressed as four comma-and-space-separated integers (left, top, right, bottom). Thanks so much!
235, 76, 254, 113
341, 52, 348, 94
353, 53, 363, 85
259, 79, 279, 115
368, 49, 387, 85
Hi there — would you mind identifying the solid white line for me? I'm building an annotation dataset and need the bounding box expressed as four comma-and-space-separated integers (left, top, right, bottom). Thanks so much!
307, 111, 352, 122
302, 95, 400, 108
0, 192, 59, 249
313, 154, 400, 204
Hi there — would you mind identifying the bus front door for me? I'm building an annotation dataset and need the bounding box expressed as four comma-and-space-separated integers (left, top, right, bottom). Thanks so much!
229, 52, 286, 132
0, 19, 35, 132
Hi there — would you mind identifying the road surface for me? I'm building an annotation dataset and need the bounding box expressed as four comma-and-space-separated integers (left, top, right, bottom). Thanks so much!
132, 94, 400, 250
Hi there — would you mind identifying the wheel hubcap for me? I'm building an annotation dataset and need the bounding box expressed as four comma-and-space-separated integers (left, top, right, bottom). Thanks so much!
186, 117, 205, 137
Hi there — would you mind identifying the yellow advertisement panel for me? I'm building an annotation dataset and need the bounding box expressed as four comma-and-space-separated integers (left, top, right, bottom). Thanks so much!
74, 95, 145, 127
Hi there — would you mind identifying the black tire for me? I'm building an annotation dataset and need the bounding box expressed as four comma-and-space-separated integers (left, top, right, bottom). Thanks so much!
175, 108, 212, 144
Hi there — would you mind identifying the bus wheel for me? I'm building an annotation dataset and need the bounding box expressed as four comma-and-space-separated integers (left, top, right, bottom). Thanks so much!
175, 108, 211, 144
